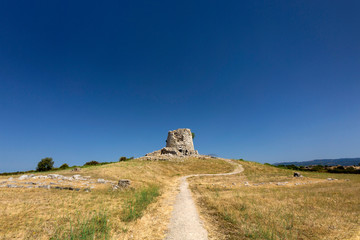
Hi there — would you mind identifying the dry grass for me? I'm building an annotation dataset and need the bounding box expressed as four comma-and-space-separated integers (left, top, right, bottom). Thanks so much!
190, 160, 360, 240
0, 157, 234, 239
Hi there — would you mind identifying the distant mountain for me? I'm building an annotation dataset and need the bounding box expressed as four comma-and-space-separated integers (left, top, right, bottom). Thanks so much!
274, 158, 360, 166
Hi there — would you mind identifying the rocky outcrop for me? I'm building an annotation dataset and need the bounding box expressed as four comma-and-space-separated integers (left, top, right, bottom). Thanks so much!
145, 128, 199, 158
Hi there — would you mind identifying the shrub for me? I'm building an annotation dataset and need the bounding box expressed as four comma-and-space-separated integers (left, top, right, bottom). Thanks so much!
59, 163, 69, 169
36, 157, 54, 172
119, 157, 127, 162
84, 161, 100, 166
192, 132, 195, 139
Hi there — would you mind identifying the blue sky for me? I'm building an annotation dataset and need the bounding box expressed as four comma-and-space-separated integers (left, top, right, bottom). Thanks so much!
1, 1, 359, 172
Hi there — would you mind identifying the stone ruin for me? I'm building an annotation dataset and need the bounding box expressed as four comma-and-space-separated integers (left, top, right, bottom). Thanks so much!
145, 128, 199, 158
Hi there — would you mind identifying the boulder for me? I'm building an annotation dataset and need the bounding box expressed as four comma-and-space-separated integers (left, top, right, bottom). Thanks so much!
19, 175, 29, 180
97, 178, 106, 183
48, 174, 63, 179
293, 172, 302, 177
118, 179, 131, 188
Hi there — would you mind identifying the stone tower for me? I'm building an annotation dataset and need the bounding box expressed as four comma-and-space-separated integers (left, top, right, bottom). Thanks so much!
146, 128, 199, 157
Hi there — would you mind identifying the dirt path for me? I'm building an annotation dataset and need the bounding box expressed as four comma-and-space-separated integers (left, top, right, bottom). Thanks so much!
165, 159, 244, 240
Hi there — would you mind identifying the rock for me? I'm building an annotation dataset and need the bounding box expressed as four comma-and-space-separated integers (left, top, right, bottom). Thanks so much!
72, 175, 82, 180
118, 179, 131, 188
161, 147, 181, 155
24, 182, 37, 185
327, 178, 338, 181
84, 188, 91, 192
8, 177, 13, 181
145, 128, 199, 157
39, 185, 51, 189
48, 174, 63, 179
97, 179, 106, 183
276, 182, 288, 186
19, 175, 29, 180
293, 172, 303, 177
7, 184, 17, 188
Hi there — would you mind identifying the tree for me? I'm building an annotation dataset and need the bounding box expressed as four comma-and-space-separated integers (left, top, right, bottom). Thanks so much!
192, 132, 195, 139
36, 157, 54, 172
119, 156, 127, 162
59, 163, 69, 169
84, 161, 100, 166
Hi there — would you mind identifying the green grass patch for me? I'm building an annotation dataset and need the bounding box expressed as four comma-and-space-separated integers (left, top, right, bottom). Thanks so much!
121, 185, 160, 222
50, 211, 111, 240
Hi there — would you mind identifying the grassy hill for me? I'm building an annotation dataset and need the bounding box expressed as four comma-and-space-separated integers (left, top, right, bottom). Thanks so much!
0, 157, 233, 240
1, 157, 359, 240
190, 159, 360, 240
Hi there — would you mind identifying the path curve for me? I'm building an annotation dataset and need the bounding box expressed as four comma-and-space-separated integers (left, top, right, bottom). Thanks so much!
165, 159, 244, 240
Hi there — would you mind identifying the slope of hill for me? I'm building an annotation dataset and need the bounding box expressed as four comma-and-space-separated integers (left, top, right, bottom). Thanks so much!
0, 157, 233, 240
274, 158, 360, 166
1, 157, 360, 240
190, 160, 360, 240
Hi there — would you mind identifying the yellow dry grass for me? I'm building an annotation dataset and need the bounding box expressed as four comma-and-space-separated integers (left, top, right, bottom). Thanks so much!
0, 157, 234, 240
189, 160, 360, 240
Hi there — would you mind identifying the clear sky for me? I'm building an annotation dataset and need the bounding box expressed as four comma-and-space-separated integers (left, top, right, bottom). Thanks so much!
1, 1, 359, 172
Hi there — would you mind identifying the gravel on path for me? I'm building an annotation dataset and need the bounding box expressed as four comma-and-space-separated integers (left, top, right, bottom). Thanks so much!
165, 159, 244, 240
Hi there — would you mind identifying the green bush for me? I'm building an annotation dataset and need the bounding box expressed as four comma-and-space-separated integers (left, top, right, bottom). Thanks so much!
119, 156, 127, 162
84, 161, 100, 166
59, 163, 69, 169
36, 157, 54, 172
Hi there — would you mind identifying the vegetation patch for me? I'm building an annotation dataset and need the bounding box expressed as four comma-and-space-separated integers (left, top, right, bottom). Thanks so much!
50, 211, 111, 240
122, 185, 160, 222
